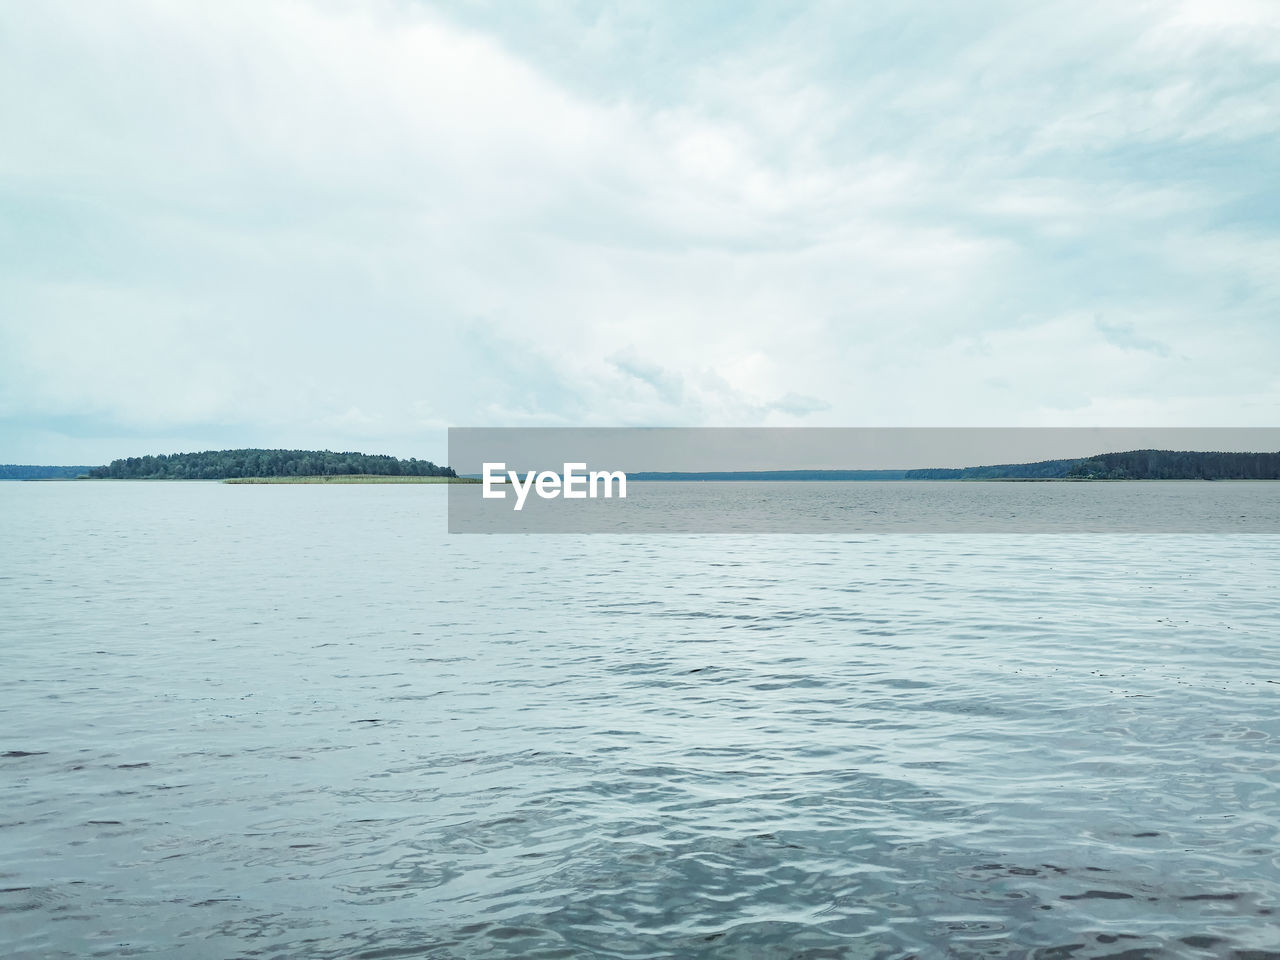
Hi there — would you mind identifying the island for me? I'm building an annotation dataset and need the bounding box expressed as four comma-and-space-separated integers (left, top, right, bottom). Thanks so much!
83, 449, 467, 482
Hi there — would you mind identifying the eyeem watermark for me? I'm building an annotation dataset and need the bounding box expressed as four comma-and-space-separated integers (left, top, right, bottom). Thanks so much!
482, 462, 627, 511
450, 428, 1280, 533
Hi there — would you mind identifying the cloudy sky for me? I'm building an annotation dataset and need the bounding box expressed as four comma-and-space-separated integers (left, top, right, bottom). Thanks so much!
2, 0, 1277, 464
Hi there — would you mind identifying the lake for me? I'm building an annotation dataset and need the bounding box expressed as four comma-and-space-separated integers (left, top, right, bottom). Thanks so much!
3, 481, 1279, 958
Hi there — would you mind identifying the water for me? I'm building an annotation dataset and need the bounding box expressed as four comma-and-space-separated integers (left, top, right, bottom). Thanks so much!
2, 482, 1279, 959
449, 478, 1280, 533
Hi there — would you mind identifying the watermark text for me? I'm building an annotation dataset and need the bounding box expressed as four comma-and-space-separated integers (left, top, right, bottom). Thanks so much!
481, 463, 626, 510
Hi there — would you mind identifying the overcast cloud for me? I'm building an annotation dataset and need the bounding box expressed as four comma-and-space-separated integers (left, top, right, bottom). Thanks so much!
2, 0, 1277, 463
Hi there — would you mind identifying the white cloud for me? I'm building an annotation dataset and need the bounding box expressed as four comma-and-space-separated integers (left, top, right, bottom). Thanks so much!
0, 0, 1277, 461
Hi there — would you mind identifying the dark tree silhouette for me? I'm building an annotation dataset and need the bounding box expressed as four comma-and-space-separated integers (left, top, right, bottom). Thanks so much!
87, 449, 456, 480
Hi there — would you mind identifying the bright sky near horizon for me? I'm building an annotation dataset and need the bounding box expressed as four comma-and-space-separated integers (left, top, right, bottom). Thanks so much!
2, 0, 1278, 464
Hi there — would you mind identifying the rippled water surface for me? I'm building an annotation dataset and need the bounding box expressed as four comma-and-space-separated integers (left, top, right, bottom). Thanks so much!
3, 482, 1279, 959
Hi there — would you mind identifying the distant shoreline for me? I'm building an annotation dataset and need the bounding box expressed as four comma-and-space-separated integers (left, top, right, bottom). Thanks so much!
621, 476, 1273, 483
224, 475, 479, 484
6, 448, 1279, 482
13, 475, 1272, 483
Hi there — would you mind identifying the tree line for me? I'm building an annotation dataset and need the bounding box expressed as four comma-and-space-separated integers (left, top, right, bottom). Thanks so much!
906, 450, 1280, 480
87, 449, 456, 480
905, 458, 1079, 480
1065, 449, 1280, 480
0, 464, 96, 480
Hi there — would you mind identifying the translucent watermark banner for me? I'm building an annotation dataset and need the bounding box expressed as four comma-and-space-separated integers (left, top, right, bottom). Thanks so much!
447, 428, 1280, 533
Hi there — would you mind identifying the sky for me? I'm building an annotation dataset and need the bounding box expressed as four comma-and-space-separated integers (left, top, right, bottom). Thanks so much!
1, 0, 1277, 465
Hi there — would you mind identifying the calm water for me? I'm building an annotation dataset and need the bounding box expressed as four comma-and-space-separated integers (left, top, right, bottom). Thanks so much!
450, 478, 1280, 533
3, 482, 1279, 959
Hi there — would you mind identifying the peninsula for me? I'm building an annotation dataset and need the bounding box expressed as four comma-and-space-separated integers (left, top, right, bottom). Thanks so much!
905, 449, 1280, 480
629, 450, 1280, 481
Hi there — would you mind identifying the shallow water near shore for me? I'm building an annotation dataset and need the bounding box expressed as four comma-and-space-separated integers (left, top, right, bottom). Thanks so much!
2, 482, 1279, 959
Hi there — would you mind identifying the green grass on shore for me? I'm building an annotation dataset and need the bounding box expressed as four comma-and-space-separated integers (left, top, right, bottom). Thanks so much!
224, 475, 477, 484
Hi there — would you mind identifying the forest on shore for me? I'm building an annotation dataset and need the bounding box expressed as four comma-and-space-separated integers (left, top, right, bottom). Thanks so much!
5, 448, 1278, 482
87, 449, 456, 480
0, 464, 96, 480
905, 449, 1280, 480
